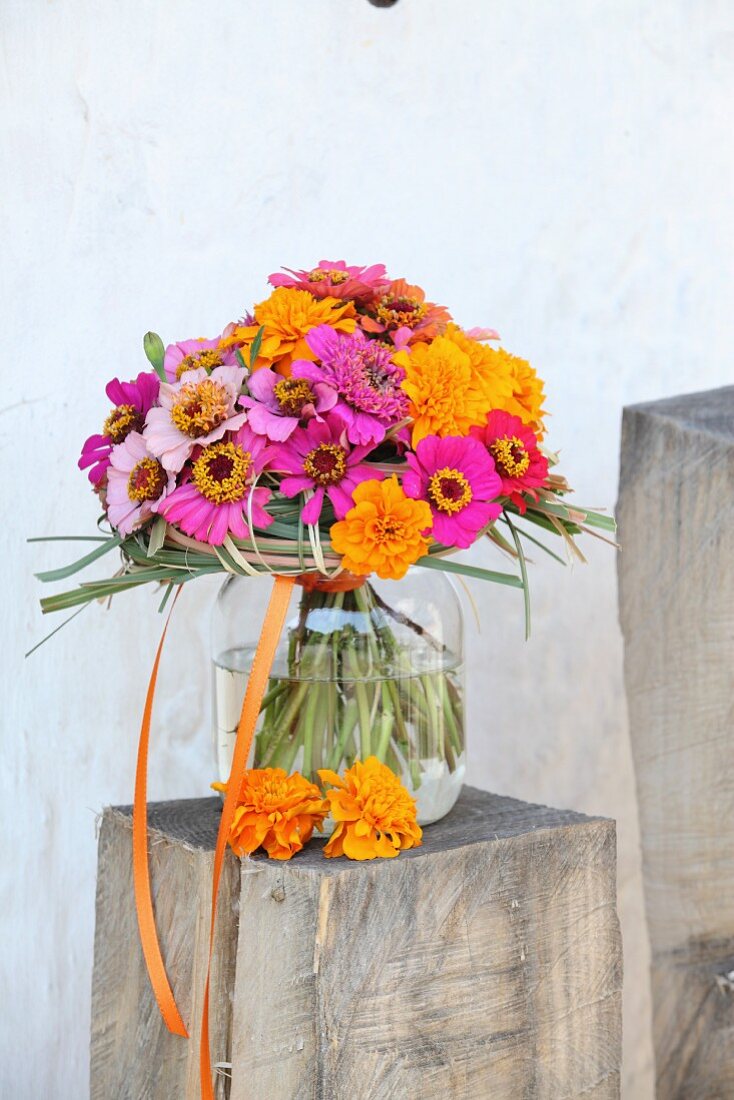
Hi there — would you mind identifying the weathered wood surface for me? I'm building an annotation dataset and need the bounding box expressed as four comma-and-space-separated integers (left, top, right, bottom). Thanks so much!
618, 386, 734, 1099
90, 787, 622, 1099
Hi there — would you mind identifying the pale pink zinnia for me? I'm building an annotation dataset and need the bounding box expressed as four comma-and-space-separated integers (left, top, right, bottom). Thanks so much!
240, 368, 337, 442
105, 432, 176, 536
273, 416, 381, 525
144, 364, 247, 473
158, 426, 274, 545
403, 434, 502, 549
79, 371, 160, 486
291, 326, 409, 447
163, 336, 239, 383
268, 260, 389, 304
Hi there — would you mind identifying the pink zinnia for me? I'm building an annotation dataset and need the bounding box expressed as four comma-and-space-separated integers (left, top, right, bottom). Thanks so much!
268, 261, 389, 304
79, 371, 160, 486
274, 416, 381, 525
105, 432, 176, 536
240, 368, 337, 442
158, 425, 274, 546
144, 364, 247, 473
292, 326, 409, 447
471, 410, 548, 513
403, 435, 502, 549
163, 336, 238, 383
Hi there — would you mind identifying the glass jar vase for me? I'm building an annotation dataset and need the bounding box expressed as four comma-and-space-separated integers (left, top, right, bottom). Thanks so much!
211, 569, 465, 825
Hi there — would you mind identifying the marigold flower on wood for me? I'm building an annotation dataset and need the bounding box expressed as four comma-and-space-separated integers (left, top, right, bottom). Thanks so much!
329, 475, 432, 580
319, 757, 422, 860
213, 767, 327, 860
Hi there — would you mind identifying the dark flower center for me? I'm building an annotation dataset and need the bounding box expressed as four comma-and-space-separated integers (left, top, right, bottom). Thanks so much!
303, 443, 348, 486
127, 458, 166, 503
103, 404, 145, 444
273, 378, 316, 418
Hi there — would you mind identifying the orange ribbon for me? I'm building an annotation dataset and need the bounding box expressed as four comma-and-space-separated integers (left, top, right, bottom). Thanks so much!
132, 585, 189, 1038
133, 575, 295, 1094
199, 573, 295, 1099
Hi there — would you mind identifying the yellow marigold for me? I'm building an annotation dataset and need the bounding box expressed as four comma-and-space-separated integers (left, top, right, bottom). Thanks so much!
330, 475, 432, 580
212, 767, 327, 860
220, 287, 356, 376
319, 757, 423, 860
394, 334, 493, 446
442, 324, 516, 412
504, 350, 547, 437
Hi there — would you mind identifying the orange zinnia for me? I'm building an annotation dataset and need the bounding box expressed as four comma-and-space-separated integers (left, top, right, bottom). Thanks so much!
220, 287, 356, 376
394, 334, 493, 446
360, 278, 451, 343
329, 475, 432, 580
319, 756, 423, 860
213, 767, 327, 860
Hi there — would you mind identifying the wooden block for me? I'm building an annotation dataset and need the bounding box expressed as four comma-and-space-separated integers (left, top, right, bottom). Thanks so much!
90, 788, 622, 1099
618, 386, 734, 1098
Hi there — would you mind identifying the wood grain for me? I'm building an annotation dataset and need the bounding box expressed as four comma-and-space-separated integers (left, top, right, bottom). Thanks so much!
618, 386, 734, 1098
91, 787, 622, 1099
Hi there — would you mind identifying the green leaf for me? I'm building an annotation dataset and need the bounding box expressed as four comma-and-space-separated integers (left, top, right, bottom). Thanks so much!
25, 603, 90, 657
235, 348, 248, 372
35, 533, 123, 583
143, 331, 167, 382
512, 524, 567, 566
146, 516, 167, 558
248, 325, 265, 370
505, 512, 531, 640
415, 554, 524, 588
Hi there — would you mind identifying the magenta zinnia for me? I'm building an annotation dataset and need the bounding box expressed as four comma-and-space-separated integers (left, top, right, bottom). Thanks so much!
274, 416, 380, 524
241, 368, 337, 442
292, 325, 409, 446
158, 425, 273, 545
403, 435, 502, 549
471, 409, 548, 512
78, 371, 159, 486
268, 260, 388, 304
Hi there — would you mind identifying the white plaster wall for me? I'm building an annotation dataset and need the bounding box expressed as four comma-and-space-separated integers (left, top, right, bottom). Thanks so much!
3, 1, 733, 1096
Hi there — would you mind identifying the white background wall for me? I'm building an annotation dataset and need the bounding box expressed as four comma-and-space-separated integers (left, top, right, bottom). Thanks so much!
3, 1, 733, 1096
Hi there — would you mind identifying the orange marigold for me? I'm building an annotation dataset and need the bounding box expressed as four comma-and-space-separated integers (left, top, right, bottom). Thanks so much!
442, 324, 516, 413
220, 287, 356, 376
212, 767, 327, 860
330, 475, 432, 580
504, 350, 547, 438
394, 334, 493, 446
319, 756, 423, 860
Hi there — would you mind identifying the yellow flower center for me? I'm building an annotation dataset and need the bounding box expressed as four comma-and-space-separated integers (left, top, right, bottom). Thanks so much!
303, 443, 348, 486
376, 294, 427, 330
273, 377, 316, 417
127, 457, 166, 503
103, 404, 144, 443
490, 436, 530, 478
191, 441, 252, 504
309, 267, 349, 285
170, 379, 230, 438
176, 348, 224, 380
427, 467, 473, 514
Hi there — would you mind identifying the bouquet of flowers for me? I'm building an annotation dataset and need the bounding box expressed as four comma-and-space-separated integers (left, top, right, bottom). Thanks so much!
35, 260, 613, 815
34, 261, 614, 1095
